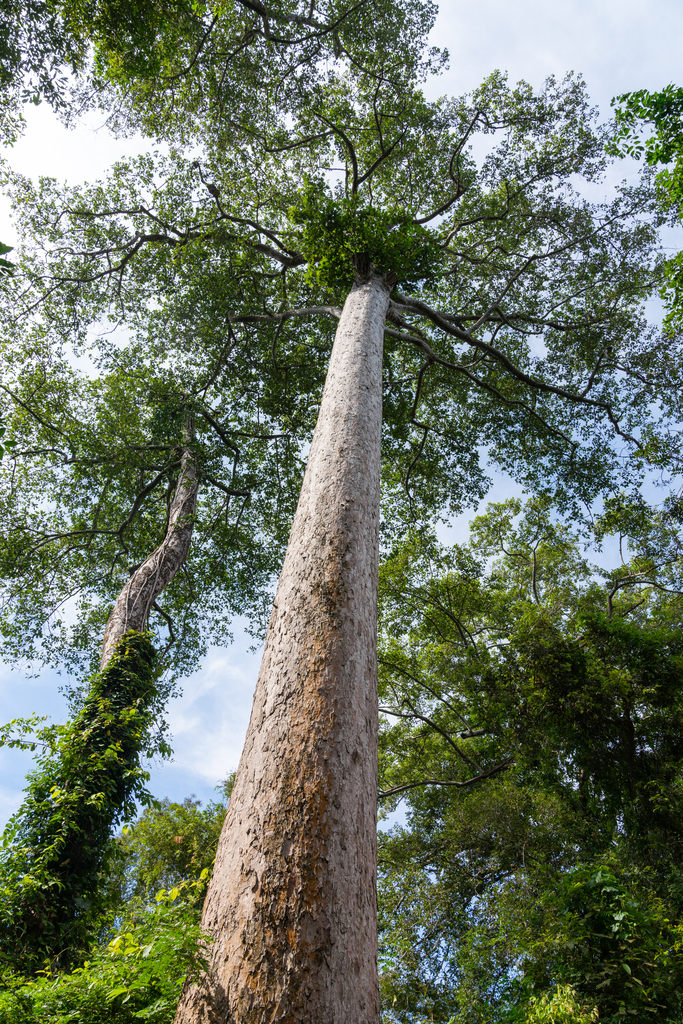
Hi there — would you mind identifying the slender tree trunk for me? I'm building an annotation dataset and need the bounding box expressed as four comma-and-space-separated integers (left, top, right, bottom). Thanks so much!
101, 415, 198, 669
175, 271, 391, 1024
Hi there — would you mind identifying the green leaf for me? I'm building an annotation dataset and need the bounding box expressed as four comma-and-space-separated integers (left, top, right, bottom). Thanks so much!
106, 986, 130, 1000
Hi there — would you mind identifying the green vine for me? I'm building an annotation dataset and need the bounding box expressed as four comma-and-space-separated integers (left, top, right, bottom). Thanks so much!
0, 631, 161, 974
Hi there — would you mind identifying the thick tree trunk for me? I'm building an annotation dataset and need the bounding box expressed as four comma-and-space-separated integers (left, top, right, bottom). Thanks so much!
101, 418, 198, 670
175, 271, 391, 1024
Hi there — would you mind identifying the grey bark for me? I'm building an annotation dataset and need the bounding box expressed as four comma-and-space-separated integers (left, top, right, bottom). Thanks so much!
174, 271, 392, 1023
100, 417, 198, 670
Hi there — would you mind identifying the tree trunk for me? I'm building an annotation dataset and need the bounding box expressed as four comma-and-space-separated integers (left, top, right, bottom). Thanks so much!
101, 416, 198, 669
175, 271, 391, 1024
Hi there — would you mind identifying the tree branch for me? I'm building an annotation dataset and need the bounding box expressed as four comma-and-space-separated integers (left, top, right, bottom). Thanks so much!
383, 324, 573, 444
390, 294, 639, 446
379, 705, 482, 770
379, 757, 515, 798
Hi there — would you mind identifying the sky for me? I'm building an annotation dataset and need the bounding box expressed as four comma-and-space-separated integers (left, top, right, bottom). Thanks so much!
1, 0, 682, 828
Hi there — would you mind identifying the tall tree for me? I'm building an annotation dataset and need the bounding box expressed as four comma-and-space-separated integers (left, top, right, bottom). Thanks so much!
1, 52, 677, 1023
176, 265, 390, 1022
0, 349, 298, 680
172, 70, 673, 1009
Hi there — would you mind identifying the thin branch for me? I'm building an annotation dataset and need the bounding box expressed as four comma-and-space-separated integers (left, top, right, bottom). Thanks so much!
379, 757, 515, 798
378, 656, 475, 732
379, 705, 481, 770
383, 324, 573, 445
198, 409, 241, 454
391, 294, 639, 446
161, 15, 219, 84
315, 112, 360, 193
152, 600, 177, 656
116, 465, 178, 542
0, 384, 68, 437
357, 131, 407, 188
204, 474, 250, 499
228, 305, 341, 325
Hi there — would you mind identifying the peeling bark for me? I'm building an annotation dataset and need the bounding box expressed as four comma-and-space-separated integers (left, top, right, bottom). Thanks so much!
100, 417, 198, 670
175, 272, 391, 1023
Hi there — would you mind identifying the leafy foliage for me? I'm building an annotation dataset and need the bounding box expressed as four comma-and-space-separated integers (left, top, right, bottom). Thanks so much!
612, 85, 683, 166
115, 792, 229, 903
0, 345, 299, 680
2, 68, 674, 684
0, 786, 230, 1022
518, 985, 598, 1024
612, 85, 683, 338
289, 187, 441, 291
0, 876, 211, 1023
0, 0, 83, 132
515, 860, 683, 1022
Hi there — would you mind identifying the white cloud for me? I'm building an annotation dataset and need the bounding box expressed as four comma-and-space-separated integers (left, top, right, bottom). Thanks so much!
152, 639, 261, 796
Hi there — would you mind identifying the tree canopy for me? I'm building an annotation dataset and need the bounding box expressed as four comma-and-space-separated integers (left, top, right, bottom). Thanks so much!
1, 64, 675, 679
612, 84, 683, 338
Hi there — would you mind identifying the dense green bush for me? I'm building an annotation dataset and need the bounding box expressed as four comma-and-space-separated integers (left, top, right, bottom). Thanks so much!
0, 878, 210, 1024
288, 186, 441, 291
0, 785, 225, 1023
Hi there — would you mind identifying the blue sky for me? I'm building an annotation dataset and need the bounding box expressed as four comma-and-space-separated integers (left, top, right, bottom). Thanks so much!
1, 0, 682, 827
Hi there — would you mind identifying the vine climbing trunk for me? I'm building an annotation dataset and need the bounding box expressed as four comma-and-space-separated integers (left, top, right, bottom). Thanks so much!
101, 414, 198, 669
175, 269, 392, 1024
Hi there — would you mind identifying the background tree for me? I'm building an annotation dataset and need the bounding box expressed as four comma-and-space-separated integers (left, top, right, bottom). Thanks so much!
115, 788, 231, 903
377, 497, 683, 1022
0, 325, 305, 680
